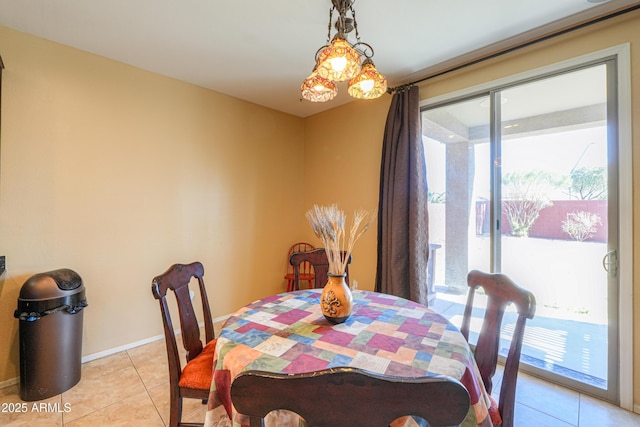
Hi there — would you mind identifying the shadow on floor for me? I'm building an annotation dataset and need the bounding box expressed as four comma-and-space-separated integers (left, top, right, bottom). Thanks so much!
431, 287, 607, 389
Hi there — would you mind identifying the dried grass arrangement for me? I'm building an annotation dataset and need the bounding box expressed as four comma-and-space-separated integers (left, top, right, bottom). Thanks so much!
305, 204, 376, 275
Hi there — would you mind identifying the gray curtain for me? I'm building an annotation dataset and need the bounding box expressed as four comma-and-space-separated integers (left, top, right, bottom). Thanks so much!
375, 86, 430, 305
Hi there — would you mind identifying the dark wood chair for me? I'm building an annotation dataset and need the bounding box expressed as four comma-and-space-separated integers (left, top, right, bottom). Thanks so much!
230, 367, 470, 427
460, 270, 536, 427
289, 247, 351, 290
284, 242, 315, 291
151, 262, 217, 427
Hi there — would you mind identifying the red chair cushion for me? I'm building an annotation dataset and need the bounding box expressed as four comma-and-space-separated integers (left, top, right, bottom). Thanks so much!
179, 338, 217, 390
487, 394, 502, 425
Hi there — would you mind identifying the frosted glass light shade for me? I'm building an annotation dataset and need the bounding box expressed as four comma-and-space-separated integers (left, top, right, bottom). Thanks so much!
316, 36, 361, 82
347, 60, 387, 99
301, 71, 338, 102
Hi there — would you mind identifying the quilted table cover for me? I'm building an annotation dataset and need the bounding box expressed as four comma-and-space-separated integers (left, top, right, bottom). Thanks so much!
205, 289, 493, 427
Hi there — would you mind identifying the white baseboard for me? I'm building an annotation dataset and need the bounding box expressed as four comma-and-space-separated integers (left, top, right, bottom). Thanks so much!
0, 377, 18, 389
82, 314, 230, 363
81, 333, 165, 363
1, 314, 231, 389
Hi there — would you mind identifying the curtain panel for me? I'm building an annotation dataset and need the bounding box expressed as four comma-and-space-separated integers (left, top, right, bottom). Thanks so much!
375, 86, 430, 305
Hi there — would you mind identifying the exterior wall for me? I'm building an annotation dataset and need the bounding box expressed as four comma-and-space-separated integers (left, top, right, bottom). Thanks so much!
524, 200, 607, 242
477, 200, 608, 242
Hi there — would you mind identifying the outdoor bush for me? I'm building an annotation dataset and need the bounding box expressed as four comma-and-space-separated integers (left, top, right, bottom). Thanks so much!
562, 211, 602, 241
502, 170, 564, 237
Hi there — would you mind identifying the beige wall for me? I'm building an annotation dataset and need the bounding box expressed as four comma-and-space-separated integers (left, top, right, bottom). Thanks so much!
302, 97, 390, 290
304, 9, 640, 408
0, 26, 305, 383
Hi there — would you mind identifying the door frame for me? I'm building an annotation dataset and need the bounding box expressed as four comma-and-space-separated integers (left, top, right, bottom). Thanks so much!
420, 43, 633, 409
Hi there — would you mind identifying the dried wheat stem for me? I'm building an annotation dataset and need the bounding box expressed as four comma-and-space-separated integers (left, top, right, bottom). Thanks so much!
305, 204, 376, 275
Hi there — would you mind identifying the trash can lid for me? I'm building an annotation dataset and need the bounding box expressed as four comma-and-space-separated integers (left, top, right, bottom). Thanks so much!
19, 268, 83, 299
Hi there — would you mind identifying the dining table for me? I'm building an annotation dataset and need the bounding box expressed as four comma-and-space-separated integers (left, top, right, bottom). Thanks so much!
204, 289, 495, 427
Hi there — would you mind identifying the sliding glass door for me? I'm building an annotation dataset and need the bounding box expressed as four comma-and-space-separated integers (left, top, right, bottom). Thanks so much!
422, 61, 619, 402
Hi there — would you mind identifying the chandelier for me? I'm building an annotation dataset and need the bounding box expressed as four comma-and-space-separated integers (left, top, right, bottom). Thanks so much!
301, 0, 387, 103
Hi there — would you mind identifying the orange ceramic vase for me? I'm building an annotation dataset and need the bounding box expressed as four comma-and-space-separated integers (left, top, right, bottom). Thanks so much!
320, 273, 353, 324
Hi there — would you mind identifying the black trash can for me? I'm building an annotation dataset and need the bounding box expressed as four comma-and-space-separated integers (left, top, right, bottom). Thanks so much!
14, 268, 88, 401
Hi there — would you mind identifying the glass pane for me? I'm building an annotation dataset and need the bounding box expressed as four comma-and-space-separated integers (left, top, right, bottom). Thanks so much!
422, 96, 491, 333
499, 64, 609, 389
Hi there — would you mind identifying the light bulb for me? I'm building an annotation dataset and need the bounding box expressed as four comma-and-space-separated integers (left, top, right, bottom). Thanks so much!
347, 59, 387, 99
359, 79, 375, 93
301, 70, 337, 102
316, 36, 361, 81
330, 56, 347, 73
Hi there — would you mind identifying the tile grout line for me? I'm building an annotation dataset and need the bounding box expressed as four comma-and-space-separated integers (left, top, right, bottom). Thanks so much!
63, 351, 138, 426
125, 348, 168, 427
516, 400, 578, 426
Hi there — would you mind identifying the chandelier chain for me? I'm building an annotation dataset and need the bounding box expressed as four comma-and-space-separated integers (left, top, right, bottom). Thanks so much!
326, 8, 334, 43
351, 6, 360, 41
301, 0, 387, 102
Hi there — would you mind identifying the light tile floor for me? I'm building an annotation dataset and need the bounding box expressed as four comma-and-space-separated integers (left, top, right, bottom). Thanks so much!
2, 326, 640, 426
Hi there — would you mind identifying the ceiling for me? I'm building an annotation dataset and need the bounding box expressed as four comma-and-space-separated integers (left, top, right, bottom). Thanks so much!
0, 0, 637, 118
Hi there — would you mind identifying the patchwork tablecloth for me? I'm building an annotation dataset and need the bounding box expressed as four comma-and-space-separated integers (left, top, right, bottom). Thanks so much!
205, 289, 493, 427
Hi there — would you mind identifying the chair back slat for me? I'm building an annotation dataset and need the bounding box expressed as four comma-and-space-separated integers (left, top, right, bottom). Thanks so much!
284, 242, 315, 291
152, 262, 212, 363
461, 270, 536, 427
286, 242, 315, 276
290, 248, 351, 290
151, 261, 215, 427
231, 367, 470, 427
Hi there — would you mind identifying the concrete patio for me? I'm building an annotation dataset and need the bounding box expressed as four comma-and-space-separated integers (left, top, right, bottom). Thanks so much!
432, 285, 608, 389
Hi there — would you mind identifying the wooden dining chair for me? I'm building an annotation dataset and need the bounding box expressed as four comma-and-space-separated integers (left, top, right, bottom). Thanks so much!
151, 262, 217, 427
284, 242, 315, 291
460, 270, 536, 427
289, 247, 351, 290
230, 367, 470, 427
